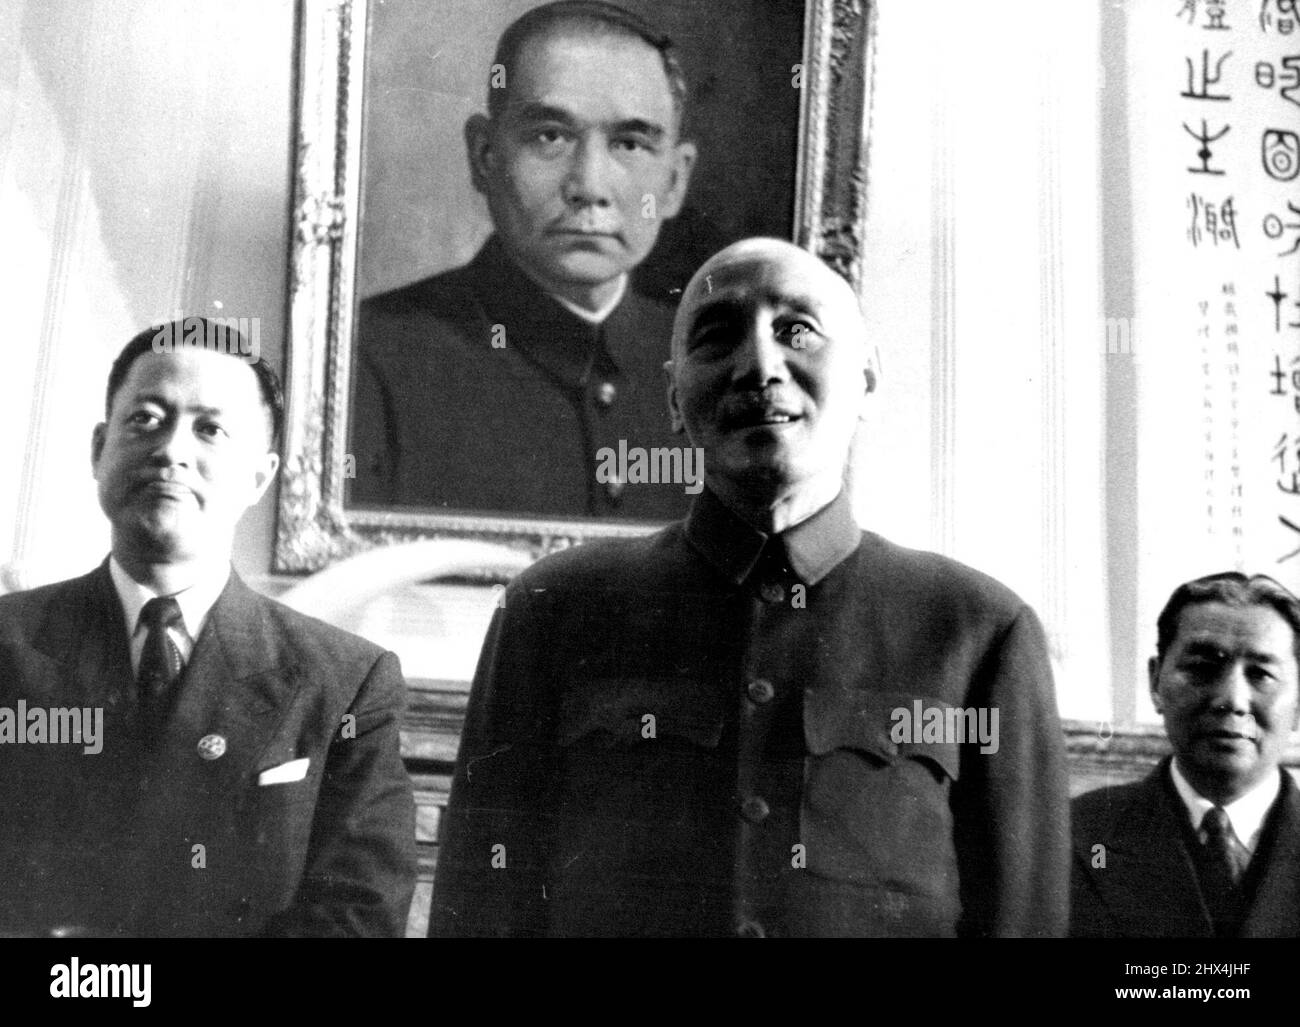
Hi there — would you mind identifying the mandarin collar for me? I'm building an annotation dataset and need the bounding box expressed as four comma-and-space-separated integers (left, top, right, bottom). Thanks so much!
684, 485, 861, 587
468, 235, 612, 390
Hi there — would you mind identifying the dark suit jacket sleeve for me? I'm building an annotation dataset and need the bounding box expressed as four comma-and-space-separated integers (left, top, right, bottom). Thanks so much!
429, 589, 555, 937
953, 604, 1070, 937
262, 649, 416, 937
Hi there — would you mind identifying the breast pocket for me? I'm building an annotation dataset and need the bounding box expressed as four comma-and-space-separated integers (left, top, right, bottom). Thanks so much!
546, 677, 726, 931
800, 687, 960, 892
558, 676, 723, 747
241, 762, 320, 856
555, 676, 724, 826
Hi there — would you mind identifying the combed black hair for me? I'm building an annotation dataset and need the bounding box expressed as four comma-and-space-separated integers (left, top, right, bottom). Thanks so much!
487, 1, 688, 131
1155, 571, 1300, 665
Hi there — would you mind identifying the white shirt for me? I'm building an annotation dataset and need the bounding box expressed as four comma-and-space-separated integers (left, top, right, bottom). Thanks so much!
551, 274, 628, 325
109, 556, 230, 675
1169, 756, 1281, 855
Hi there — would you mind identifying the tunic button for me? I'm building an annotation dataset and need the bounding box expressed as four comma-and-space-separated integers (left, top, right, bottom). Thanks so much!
595, 381, 617, 408
740, 795, 770, 823
747, 678, 775, 704
736, 919, 766, 938
758, 581, 785, 604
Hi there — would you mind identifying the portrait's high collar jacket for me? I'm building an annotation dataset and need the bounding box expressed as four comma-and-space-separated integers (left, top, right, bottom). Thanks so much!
352, 235, 690, 520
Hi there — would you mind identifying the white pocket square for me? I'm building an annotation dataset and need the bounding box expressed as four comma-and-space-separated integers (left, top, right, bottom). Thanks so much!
258, 758, 310, 785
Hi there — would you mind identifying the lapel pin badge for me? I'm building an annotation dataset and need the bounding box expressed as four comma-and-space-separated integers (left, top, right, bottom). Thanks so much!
197, 733, 227, 760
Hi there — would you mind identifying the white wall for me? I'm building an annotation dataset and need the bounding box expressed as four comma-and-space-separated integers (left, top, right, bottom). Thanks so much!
0, 0, 293, 589
856, 0, 1109, 721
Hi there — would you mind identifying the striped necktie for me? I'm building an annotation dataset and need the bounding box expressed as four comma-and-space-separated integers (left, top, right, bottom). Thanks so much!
137, 596, 184, 717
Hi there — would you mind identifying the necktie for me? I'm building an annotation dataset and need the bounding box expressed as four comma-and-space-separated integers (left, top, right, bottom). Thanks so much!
137, 596, 184, 717
1199, 805, 1250, 936
1202, 806, 1250, 886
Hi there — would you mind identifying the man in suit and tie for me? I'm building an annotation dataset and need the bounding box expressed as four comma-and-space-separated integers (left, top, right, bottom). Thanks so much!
0, 318, 417, 937
430, 238, 1069, 937
1071, 572, 1300, 937
352, 0, 700, 519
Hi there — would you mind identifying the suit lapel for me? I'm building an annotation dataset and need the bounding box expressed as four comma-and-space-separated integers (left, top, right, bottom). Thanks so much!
23, 562, 145, 935
1240, 772, 1300, 937
33, 560, 134, 708
153, 571, 303, 793
1093, 764, 1214, 937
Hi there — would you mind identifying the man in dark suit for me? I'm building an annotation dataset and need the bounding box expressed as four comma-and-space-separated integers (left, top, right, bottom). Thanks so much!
0, 319, 416, 937
1071, 572, 1300, 938
430, 238, 1070, 937
352, 1, 698, 519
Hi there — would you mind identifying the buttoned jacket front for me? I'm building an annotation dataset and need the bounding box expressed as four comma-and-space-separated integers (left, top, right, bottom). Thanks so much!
431, 489, 1069, 937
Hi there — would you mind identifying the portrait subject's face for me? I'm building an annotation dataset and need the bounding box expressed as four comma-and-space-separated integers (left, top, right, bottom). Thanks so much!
92, 349, 279, 569
1151, 601, 1300, 803
667, 240, 874, 497
466, 29, 696, 310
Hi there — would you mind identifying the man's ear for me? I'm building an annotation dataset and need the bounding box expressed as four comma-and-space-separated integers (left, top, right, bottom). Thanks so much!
90, 422, 106, 476
1148, 656, 1164, 714
664, 359, 685, 434
657, 140, 697, 220
856, 354, 878, 422
247, 451, 281, 508
1289, 654, 1300, 729
465, 114, 495, 197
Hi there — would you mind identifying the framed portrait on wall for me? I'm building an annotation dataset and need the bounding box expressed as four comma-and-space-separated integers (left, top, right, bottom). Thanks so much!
277, 0, 875, 572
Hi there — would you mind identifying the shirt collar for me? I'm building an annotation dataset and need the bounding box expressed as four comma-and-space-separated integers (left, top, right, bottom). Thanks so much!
1168, 756, 1281, 855
469, 236, 622, 389
108, 555, 230, 644
684, 485, 861, 587
552, 274, 628, 324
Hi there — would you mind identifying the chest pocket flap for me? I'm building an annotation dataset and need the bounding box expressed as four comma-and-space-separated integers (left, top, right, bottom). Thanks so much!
803, 687, 961, 782
558, 676, 724, 749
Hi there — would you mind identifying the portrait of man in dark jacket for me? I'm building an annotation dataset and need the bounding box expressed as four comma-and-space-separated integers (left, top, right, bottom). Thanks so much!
352, 1, 697, 519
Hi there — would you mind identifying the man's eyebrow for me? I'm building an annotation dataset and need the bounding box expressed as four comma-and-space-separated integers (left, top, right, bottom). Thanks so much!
1179, 640, 1228, 659
1180, 639, 1283, 665
690, 290, 824, 326
779, 293, 827, 315
124, 393, 225, 417
688, 298, 747, 332
508, 104, 668, 141
609, 118, 667, 141
509, 102, 578, 126
121, 391, 173, 410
